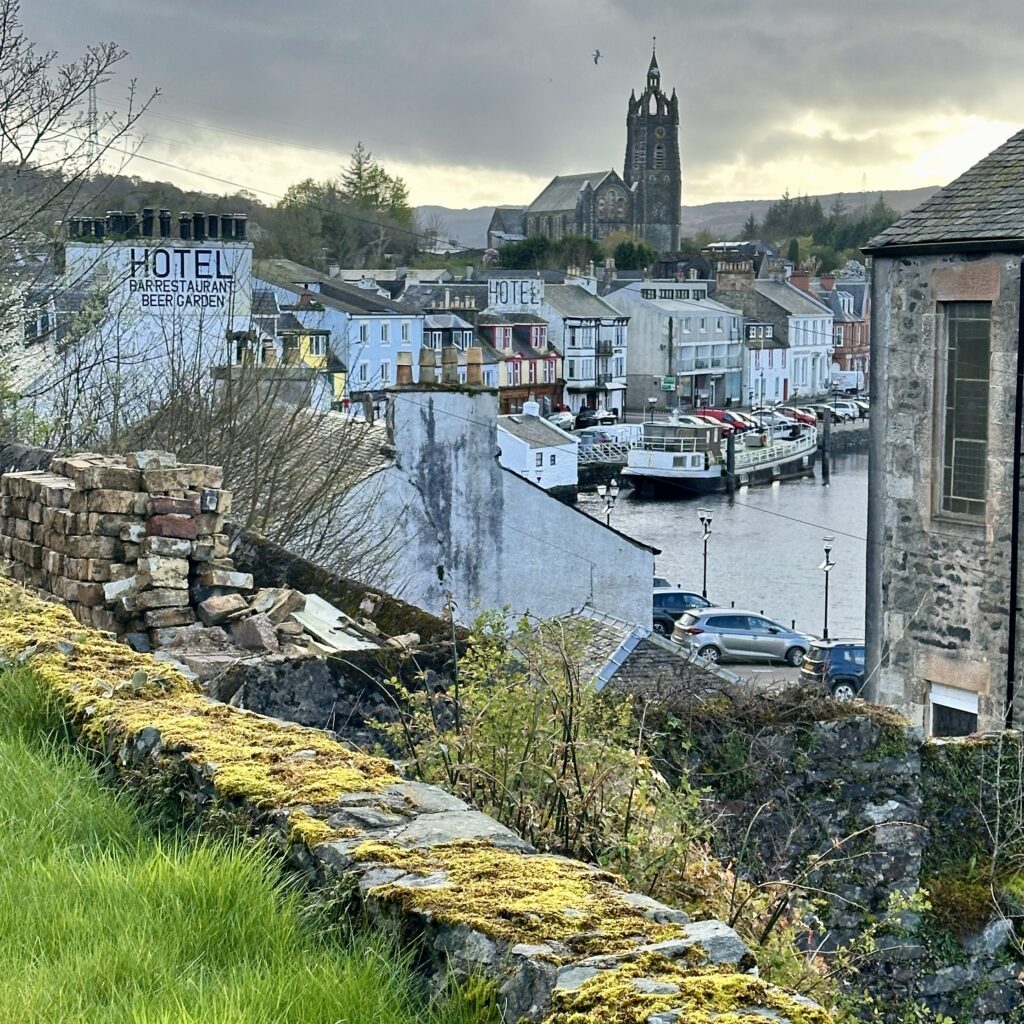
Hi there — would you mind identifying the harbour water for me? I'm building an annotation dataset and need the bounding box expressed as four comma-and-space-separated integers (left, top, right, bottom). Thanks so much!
578, 452, 869, 638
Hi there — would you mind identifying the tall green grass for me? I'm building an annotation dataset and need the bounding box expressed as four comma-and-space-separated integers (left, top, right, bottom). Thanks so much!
0, 669, 495, 1024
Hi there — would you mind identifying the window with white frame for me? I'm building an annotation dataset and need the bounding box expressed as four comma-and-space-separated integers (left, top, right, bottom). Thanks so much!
549, 453, 556, 465
614, 356, 624, 377
928, 682, 979, 737
699, 318, 707, 332
359, 323, 369, 344
381, 322, 390, 344
835, 326, 845, 348
615, 325, 625, 345
682, 318, 691, 333
567, 358, 576, 379
357, 361, 369, 383
401, 320, 410, 344
535, 452, 543, 468
509, 361, 521, 385
569, 327, 578, 347
543, 360, 555, 383
379, 360, 391, 384
528, 361, 537, 384
308, 335, 327, 357
716, 318, 723, 332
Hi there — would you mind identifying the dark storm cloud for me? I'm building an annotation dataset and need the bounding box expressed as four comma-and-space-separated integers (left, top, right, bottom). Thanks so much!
21, 0, 1024, 195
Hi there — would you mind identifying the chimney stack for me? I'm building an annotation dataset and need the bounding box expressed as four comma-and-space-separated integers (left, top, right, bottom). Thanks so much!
465, 346, 483, 386
396, 351, 414, 385
418, 346, 436, 385
441, 346, 459, 384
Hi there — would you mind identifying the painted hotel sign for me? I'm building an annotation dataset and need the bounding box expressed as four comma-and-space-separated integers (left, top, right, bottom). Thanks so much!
66, 240, 253, 319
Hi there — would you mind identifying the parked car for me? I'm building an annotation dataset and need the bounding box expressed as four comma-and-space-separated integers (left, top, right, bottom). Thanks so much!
576, 426, 616, 451
799, 640, 866, 700
575, 406, 617, 429
777, 406, 817, 426
748, 411, 798, 431
693, 413, 733, 435
653, 588, 712, 635
547, 411, 575, 431
672, 608, 811, 665
700, 409, 752, 432
851, 399, 870, 419
829, 401, 860, 422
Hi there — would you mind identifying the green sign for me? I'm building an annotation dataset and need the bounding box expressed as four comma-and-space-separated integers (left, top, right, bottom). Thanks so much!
660, 376, 675, 391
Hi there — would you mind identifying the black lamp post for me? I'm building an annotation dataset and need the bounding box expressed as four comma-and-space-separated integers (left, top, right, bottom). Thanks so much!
818, 535, 835, 640
698, 507, 713, 599
596, 478, 620, 526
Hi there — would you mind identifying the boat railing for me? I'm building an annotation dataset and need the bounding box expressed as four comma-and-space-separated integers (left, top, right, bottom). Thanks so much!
733, 429, 817, 469
578, 442, 639, 464
639, 436, 700, 454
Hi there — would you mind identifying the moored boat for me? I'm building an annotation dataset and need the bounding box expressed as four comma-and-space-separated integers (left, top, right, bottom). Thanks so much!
622, 418, 817, 498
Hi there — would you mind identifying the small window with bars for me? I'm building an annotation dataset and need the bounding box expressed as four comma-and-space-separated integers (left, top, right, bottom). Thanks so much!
940, 302, 990, 518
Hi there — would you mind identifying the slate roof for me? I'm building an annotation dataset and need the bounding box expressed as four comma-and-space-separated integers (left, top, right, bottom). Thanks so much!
497, 414, 576, 449
867, 128, 1024, 250
252, 288, 279, 316
527, 171, 614, 213
488, 206, 526, 234
544, 284, 625, 319
753, 280, 832, 317
254, 259, 414, 315
424, 312, 474, 330
559, 608, 738, 696
397, 283, 489, 312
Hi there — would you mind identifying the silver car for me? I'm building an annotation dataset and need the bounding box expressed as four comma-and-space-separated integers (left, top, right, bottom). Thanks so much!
672, 608, 812, 666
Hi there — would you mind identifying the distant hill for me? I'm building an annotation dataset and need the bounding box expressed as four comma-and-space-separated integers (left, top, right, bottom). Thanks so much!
414, 187, 941, 250
680, 187, 940, 240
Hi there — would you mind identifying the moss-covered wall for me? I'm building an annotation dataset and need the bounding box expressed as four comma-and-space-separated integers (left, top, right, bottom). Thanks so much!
0, 579, 824, 1024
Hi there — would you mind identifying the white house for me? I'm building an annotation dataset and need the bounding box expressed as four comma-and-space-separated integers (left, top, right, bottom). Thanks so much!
497, 402, 578, 501
741, 320, 791, 405
538, 278, 629, 417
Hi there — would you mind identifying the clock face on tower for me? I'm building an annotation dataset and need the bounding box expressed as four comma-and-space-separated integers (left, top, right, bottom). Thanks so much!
655, 126, 666, 139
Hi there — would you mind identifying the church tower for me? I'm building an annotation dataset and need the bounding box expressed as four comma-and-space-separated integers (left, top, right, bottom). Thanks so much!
624, 43, 681, 253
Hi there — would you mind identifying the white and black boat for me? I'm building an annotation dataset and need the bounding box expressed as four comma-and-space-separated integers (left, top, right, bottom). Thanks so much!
621, 418, 817, 497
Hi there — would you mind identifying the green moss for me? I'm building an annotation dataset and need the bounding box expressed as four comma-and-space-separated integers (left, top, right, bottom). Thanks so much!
544, 953, 830, 1024
354, 839, 683, 950
0, 582, 401, 809
925, 875, 994, 940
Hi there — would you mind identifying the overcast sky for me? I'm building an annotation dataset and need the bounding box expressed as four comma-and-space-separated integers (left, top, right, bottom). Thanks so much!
25, 1, 1024, 212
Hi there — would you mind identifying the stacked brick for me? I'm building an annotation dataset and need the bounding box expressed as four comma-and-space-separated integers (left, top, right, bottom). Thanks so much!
0, 451, 265, 650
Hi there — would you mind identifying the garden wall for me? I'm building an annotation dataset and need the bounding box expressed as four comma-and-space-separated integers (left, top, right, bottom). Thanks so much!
0, 581, 826, 1024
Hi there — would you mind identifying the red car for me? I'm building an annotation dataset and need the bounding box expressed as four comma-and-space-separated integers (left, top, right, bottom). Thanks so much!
777, 406, 817, 427
699, 408, 753, 432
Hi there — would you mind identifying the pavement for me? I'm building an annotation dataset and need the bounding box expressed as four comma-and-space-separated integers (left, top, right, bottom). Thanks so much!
732, 663, 804, 690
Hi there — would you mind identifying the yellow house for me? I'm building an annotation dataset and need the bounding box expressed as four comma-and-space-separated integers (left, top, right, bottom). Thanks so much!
278, 315, 346, 403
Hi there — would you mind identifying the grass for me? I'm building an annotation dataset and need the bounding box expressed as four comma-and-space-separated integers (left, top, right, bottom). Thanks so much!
0, 668, 495, 1024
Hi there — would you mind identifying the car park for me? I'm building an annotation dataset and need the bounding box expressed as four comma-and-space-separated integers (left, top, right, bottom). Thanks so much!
672, 608, 811, 665
799, 640, 866, 700
653, 588, 712, 634
699, 409, 752, 432
777, 406, 817, 426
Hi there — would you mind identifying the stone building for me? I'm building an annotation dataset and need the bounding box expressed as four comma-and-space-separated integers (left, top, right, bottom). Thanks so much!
864, 127, 1024, 734
523, 48, 680, 252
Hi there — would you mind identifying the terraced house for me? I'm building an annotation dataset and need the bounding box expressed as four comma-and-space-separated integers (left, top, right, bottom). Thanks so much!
865, 126, 1024, 735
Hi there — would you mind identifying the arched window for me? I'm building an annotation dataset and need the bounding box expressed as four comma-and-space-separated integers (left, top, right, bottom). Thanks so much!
653, 143, 665, 169
598, 196, 606, 218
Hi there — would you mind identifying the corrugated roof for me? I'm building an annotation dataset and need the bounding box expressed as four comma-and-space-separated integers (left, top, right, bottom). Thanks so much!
544, 284, 623, 319
867, 127, 1024, 250
526, 171, 614, 213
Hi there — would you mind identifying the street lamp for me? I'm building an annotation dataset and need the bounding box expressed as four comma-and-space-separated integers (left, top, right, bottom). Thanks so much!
818, 536, 836, 641
647, 396, 658, 423
596, 478, 620, 526
698, 507, 713, 599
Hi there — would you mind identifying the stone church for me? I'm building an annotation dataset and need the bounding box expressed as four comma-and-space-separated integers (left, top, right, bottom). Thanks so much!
521, 49, 681, 253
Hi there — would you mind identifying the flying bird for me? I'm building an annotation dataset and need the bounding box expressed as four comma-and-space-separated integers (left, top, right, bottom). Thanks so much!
593, 49, 602, 65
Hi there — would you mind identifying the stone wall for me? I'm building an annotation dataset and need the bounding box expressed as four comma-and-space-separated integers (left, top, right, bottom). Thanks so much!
866, 251, 1024, 731
677, 709, 1024, 1022
0, 581, 826, 1024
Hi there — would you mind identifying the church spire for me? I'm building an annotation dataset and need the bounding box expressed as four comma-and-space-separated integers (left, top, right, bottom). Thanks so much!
647, 36, 661, 89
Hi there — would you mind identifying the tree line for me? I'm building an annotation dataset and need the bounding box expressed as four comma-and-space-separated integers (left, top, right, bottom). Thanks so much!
740, 190, 900, 273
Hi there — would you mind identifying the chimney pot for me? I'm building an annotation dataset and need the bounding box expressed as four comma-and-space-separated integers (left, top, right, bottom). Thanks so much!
418, 346, 437, 385
179, 213, 192, 241
465, 346, 483, 386
396, 351, 414, 385
234, 214, 247, 240
193, 211, 206, 241
141, 208, 155, 237
441, 346, 459, 384
220, 214, 234, 240
158, 209, 172, 238
207, 214, 219, 239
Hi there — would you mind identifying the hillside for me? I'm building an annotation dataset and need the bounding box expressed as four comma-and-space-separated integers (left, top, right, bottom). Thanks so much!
414, 186, 941, 249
